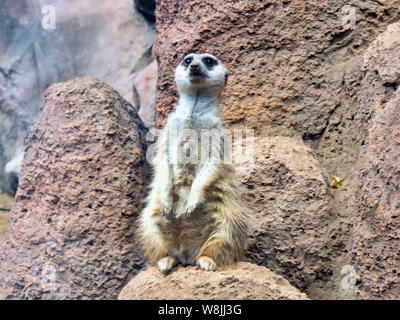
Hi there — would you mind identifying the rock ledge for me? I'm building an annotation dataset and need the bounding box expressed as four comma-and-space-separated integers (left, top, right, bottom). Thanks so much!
119, 262, 308, 300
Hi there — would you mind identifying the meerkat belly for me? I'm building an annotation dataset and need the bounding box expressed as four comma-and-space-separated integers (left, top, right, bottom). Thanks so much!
160, 124, 218, 265
170, 160, 216, 264
171, 133, 203, 207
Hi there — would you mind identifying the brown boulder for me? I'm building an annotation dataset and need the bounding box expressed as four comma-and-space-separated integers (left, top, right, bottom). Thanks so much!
0, 77, 149, 299
152, 3, 400, 240
152, 1, 400, 300
350, 22, 400, 299
236, 136, 349, 299
118, 262, 308, 300
153, 0, 399, 136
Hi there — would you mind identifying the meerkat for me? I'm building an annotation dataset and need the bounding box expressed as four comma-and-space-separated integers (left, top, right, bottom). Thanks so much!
138, 53, 251, 272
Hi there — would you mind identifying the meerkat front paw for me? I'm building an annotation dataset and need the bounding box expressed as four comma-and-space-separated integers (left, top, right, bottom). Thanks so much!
157, 256, 177, 273
185, 198, 198, 215
160, 198, 173, 215
184, 192, 203, 215
160, 192, 173, 215
196, 256, 217, 271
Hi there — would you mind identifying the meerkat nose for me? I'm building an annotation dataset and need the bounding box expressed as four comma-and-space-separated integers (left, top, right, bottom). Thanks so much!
190, 63, 200, 70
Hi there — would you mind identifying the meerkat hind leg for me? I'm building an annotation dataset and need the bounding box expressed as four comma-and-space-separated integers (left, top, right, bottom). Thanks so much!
157, 256, 177, 273
196, 256, 217, 271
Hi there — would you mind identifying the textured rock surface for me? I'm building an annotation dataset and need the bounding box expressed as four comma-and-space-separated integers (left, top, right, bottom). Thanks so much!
119, 262, 308, 300
153, 1, 400, 219
236, 136, 348, 299
0, 77, 149, 299
154, 0, 399, 134
350, 22, 400, 300
153, 0, 400, 299
0, 0, 155, 194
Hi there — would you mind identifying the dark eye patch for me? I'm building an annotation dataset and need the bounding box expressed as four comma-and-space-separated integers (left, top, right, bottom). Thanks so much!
202, 57, 217, 70
182, 56, 193, 67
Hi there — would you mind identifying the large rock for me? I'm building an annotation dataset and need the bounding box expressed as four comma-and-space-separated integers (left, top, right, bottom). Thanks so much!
350, 22, 400, 299
0, 77, 149, 299
236, 136, 349, 299
152, 2, 400, 228
153, 0, 399, 134
118, 262, 308, 300
152, 0, 400, 300
0, 0, 155, 194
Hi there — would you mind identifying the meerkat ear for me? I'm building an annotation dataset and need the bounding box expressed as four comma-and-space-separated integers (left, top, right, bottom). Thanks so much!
224, 72, 229, 85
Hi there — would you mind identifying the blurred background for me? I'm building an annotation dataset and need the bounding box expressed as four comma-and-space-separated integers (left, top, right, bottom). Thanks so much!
0, 0, 156, 236
0, 0, 156, 204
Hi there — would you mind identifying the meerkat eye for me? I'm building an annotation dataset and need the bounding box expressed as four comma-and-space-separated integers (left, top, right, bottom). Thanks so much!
203, 57, 216, 66
183, 57, 192, 65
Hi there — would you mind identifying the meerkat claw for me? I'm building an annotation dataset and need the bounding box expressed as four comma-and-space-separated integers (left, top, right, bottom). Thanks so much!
157, 256, 177, 273
185, 194, 201, 215
185, 202, 197, 215
160, 198, 173, 215
196, 256, 217, 271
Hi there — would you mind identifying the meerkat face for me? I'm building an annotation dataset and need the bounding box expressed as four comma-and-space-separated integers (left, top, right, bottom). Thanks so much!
174, 53, 228, 94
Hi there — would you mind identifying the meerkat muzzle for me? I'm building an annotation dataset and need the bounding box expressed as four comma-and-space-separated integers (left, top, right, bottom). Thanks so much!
189, 64, 205, 80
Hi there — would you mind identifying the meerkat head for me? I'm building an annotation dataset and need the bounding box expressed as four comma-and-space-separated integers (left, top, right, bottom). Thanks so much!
174, 53, 228, 95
